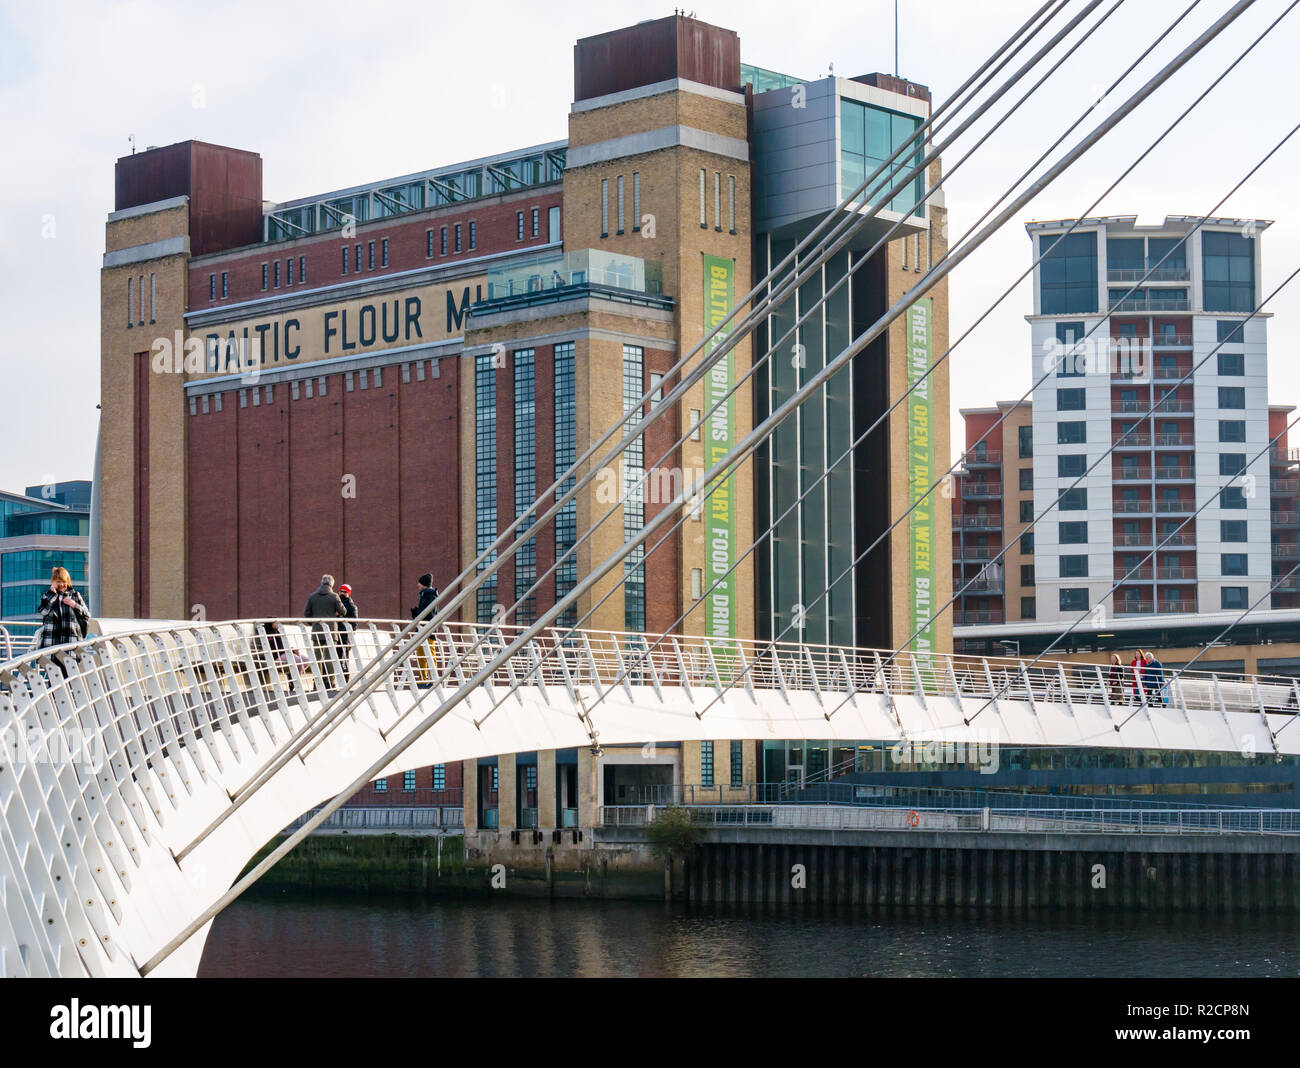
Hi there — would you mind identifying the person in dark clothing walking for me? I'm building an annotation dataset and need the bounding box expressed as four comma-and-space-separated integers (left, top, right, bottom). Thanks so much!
336, 583, 358, 684
1143, 650, 1167, 706
411, 573, 438, 686
304, 574, 346, 692
37, 566, 90, 678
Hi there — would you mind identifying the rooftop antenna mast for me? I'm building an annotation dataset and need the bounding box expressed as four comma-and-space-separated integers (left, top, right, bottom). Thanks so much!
894, 0, 900, 77
128, 134, 135, 155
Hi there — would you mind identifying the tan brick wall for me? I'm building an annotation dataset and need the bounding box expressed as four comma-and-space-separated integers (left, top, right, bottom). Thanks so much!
100, 202, 191, 620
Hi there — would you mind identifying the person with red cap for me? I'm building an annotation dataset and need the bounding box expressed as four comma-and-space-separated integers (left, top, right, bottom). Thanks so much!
337, 583, 358, 684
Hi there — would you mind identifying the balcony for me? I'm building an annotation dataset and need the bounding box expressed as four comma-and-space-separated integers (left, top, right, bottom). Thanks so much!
961, 449, 1002, 467
1275, 576, 1300, 593
960, 578, 1004, 595
1107, 266, 1191, 284
1112, 501, 1151, 513
1109, 296, 1191, 313
1154, 500, 1195, 514
958, 610, 1004, 625
1272, 479, 1300, 495
1114, 467, 1151, 481
1115, 566, 1154, 581
1273, 543, 1300, 559
956, 514, 1002, 530
1155, 433, 1194, 447
1112, 433, 1151, 448
954, 545, 997, 561
1111, 398, 1194, 414
1150, 332, 1194, 347
480, 249, 665, 306
1152, 364, 1193, 382
962, 482, 1003, 500
1273, 512, 1300, 528
1270, 445, 1300, 465
1114, 599, 1197, 615
1154, 466, 1195, 481
1157, 565, 1198, 580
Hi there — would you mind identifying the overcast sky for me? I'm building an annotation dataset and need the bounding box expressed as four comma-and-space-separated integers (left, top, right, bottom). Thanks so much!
0, 0, 1295, 494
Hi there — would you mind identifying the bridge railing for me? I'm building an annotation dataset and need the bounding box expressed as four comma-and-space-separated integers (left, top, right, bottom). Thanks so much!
597, 804, 1300, 835
3, 618, 1298, 757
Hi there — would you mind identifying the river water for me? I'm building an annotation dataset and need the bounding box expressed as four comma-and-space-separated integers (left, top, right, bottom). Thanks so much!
198, 893, 1300, 978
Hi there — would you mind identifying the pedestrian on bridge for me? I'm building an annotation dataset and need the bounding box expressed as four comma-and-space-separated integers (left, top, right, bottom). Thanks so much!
337, 583, 358, 683
37, 566, 90, 677
410, 573, 439, 687
304, 575, 346, 693
1130, 651, 1147, 704
1143, 650, 1167, 706
1107, 653, 1125, 705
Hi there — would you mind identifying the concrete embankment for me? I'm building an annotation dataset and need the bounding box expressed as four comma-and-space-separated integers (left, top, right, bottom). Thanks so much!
242, 826, 1300, 911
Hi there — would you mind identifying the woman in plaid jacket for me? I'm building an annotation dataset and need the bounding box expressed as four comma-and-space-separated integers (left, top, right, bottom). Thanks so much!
37, 566, 90, 650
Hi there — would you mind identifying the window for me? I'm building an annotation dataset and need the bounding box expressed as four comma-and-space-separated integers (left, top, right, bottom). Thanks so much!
221, 271, 228, 298
839, 99, 924, 215
286, 259, 294, 285
1220, 487, 1246, 509
517, 210, 525, 241
1054, 322, 1086, 376
1218, 352, 1245, 376
514, 349, 537, 623
1218, 386, 1245, 409
150, 274, 156, 322
649, 372, 664, 405
1059, 588, 1089, 612
273, 261, 280, 288
427, 229, 434, 257
374, 778, 387, 791
531, 208, 539, 238
126, 276, 133, 327
700, 741, 714, 787
1060, 554, 1088, 578
1020, 564, 1035, 586
1060, 521, 1087, 544
699, 169, 707, 227
1019, 500, 1033, 522
632, 173, 641, 231
1220, 520, 1247, 542
1039, 232, 1099, 315
728, 174, 736, 233
382, 239, 389, 266
1019, 468, 1033, 490
432, 764, 446, 790
1216, 320, 1245, 344
549, 205, 561, 242
714, 171, 721, 230
441, 227, 448, 256
355, 244, 361, 269
691, 568, 703, 599
261, 263, 268, 290
1060, 488, 1087, 511
1057, 388, 1086, 411
730, 740, 743, 786
622, 344, 646, 632
209, 274, 215, 300
1020, 532, 1034, 554
1221, 586, 1248, 610
368, 241, 375, 269
554, 342, 577, 622
1221, 553, 1248, 577
616, 176, 624, 233
1058, 422, 1086, 445
1058, 454, 1086, 478
475, 352, 498, 621
601, 180, 609, 236
468, 221, 476, 250
1021, 596, 1037, 619
342, 247, 349, 273
455, 225, 462, 253
299, 255, 306, 282
1203, 231, 1255, 313
1019, 425, 1033, 458
1219, 420, 1246, 443
403, 769, 416, 791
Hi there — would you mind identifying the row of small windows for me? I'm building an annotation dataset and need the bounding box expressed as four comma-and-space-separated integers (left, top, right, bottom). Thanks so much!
372, 767, 444, 792
427, 222, 476, 257
1056, 587, 1252, 612
601, 173, 644, 237
698, 741, 745, 788
1054, 419, 1250, 446
254, 256, 308, 292
125, 273, 156, 328
697, 169, 737, 234
341, 240, 389, 275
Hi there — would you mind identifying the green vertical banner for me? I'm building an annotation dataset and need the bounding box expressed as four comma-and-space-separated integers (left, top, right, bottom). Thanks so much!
906, 298, 935, 654
703, 254, 736, 642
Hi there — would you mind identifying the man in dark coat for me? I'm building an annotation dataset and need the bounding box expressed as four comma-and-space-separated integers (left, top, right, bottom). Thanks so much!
411, 574, 438, 687
337, 583, 358, 683
304, 574, 345, 691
